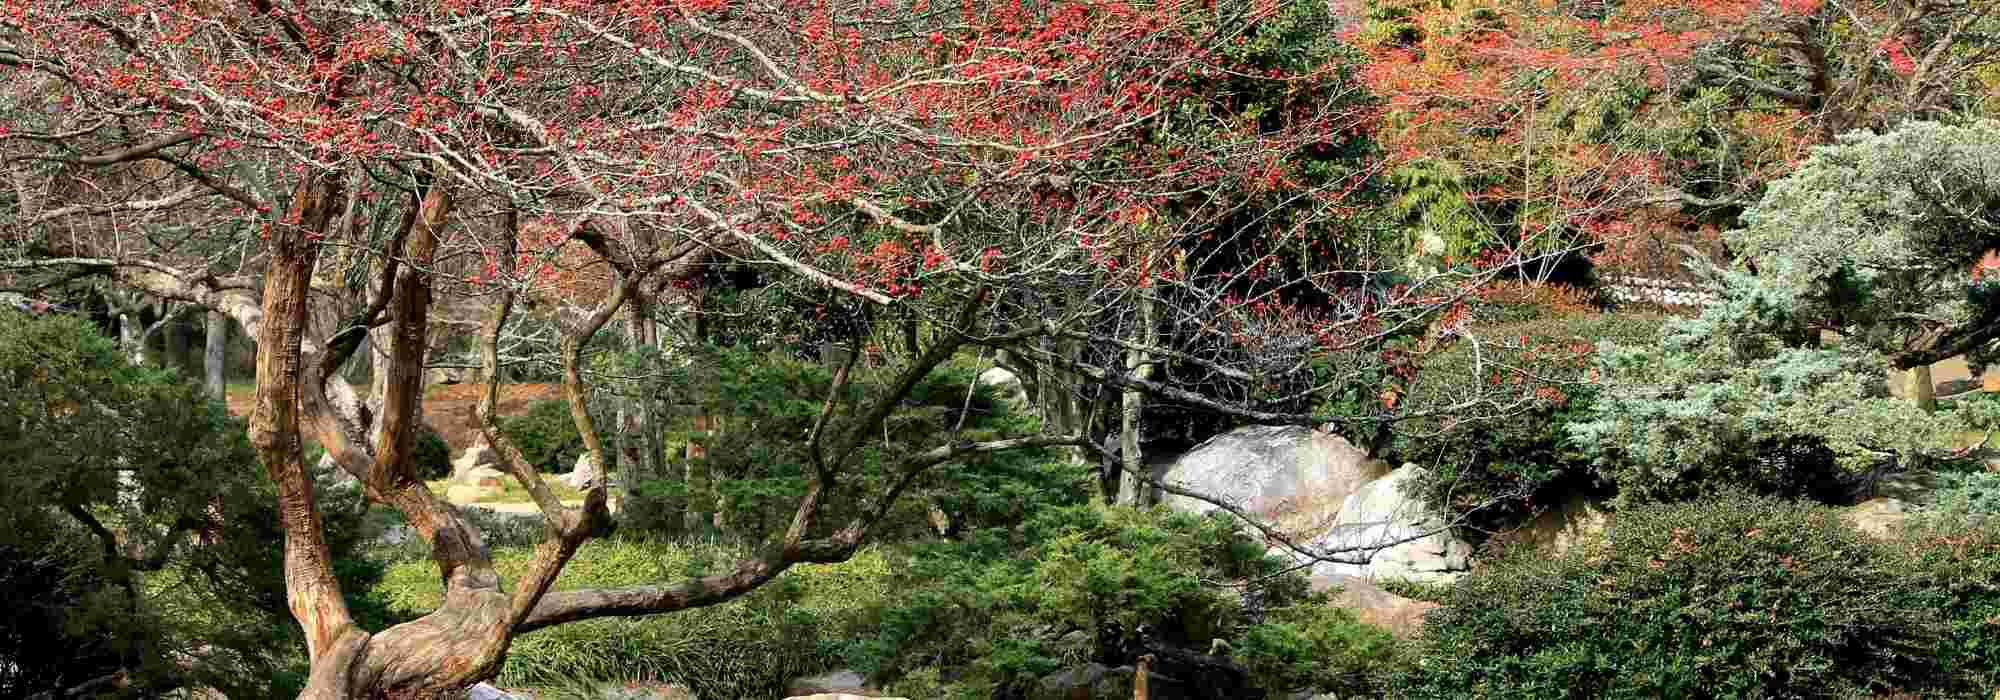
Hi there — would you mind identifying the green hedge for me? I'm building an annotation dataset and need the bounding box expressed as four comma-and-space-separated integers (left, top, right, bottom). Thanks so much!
1400, 494, 2000, 698
366, 538, 888, 698
838, 504, 1401, 699
498, 399, 588, 473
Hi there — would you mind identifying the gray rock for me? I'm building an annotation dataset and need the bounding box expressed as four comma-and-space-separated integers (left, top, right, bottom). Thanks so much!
314, 453, 359, 493
560, 452, 598, 490
467, 683, 524, 700
786, 669, 868, 695
977, 367, 1027, 405
1280, 464, 1471, 584
428, 367, 468, 386
1160, 426, 1390, 535
1511, 493, 1609, 557
452, 440, 500, 482
1843, 497, 1912, 538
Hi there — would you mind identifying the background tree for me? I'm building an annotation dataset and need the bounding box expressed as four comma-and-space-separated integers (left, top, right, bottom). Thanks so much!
1352, 0, 2000, 280
1572, 120, 2000, 504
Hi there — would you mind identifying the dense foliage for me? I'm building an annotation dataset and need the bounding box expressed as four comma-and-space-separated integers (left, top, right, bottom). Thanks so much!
839, 504, 1398, 699
367, 537, 874, 698
498, 400, 591, 475
0, 310, 375, 698
1569, 122, 2000, 506
1402, 494, 2000, 698
621, 348, 1060, 540
1399, 312, 1665, 528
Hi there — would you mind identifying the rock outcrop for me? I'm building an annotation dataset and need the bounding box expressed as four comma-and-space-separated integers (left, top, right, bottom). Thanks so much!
1160, 426, 1390, 536
559, 452, 598, 490
1279, 464, 1472, 584
977, 366, 1028, 406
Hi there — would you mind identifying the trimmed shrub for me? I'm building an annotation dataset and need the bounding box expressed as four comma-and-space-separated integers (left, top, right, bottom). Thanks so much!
1928, 470, 2000, 516
1397, 313, 1666, 532
410, 423, 452, 480
1400, 494, 1939, 698
499, 399, 588, 473
1895, 514, 2000, 694
365, 537, 886, 698
837, 504, 1399, 699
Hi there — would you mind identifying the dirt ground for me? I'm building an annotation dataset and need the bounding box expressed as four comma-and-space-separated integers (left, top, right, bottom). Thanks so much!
224, 382, 562, 453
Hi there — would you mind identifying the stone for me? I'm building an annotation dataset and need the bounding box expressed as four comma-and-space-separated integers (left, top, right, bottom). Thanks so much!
1278, 464, 1472, 584
787, 669, 868, 695
1843, 497, 1912, 539
977, 366, 1028, 405
1032, 663, 1201, 700
466, 684, 522, 700
1160, 425, 1391, 537
560, 452, 598, 490
313, 452, 359, 493
1311, 573, 1438, 639
452, 440, 499, 481
1511, 493, 1610, 557
428, 367, 468, 386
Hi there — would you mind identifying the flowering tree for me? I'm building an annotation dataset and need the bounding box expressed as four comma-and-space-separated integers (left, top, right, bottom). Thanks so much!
0, 0, 1561, 696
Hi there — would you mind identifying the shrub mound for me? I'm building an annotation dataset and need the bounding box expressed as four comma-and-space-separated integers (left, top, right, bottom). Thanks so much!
840, 504, 1400, 699
1402, 494, 2000, 698
498, 399, 588, 473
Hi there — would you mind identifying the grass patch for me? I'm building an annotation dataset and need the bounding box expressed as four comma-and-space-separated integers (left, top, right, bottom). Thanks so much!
366, 537, 894, 697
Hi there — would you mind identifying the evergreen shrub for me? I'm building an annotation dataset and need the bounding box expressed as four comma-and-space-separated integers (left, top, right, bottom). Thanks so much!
1401, 494, 1998, 698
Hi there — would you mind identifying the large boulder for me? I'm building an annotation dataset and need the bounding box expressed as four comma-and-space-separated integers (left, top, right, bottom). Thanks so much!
1160, 426, 1391, 536
1311, 574, 1438, 639
1280, 464, 1472, 584
559, 452, 599, 490
784, 669, 907, 699
451, 440, 500, 483
786, 669, 867, 695
427, 366, 468, 386
977, 366, 1028, 405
